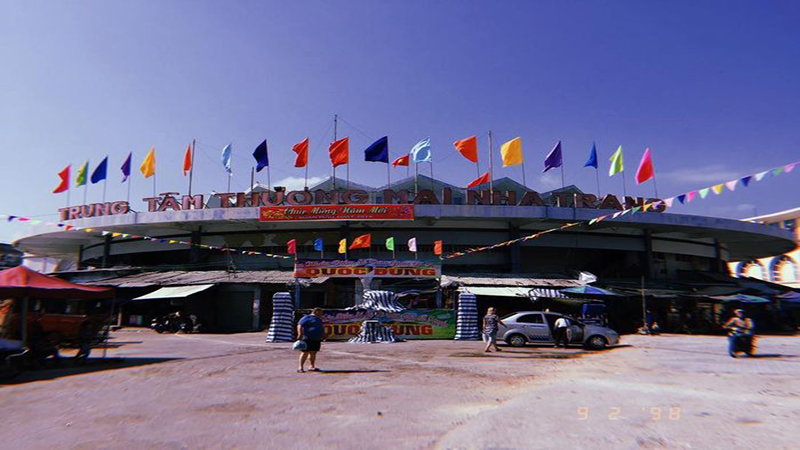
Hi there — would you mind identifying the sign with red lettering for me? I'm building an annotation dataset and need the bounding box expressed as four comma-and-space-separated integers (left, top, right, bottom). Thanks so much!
260, 204, 413, 221
321, 309, 456, 340
293, 259, 440, 278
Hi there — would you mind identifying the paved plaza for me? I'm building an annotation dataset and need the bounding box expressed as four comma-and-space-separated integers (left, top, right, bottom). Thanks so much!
1, 331, 798, 450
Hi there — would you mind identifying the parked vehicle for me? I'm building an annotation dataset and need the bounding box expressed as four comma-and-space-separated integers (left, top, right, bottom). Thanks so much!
0, 339, 27, 379
498, 311, 620, 350
150, 312, 196, 334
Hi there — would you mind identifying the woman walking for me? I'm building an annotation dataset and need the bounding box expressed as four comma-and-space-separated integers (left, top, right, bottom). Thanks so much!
482, 307, 505, 353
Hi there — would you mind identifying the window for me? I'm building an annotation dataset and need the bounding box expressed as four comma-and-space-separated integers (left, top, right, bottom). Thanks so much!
517, 314, 544, 324
783, 219, 796, 233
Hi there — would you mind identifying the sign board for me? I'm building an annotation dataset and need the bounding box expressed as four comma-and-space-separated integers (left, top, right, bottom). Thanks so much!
293, 259, 441, 278
322, 309, 456, 340
260, 204, 413, 222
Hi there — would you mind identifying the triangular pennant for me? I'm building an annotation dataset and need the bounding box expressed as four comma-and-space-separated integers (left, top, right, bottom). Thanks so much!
754, 171, 769, 181
711, 184, 724, 195
588, 218, 598, 225
698, 188, 710, 199
631, 207, 641, 214
686, 191, 697, 202
785, 162, 797, 173
642, 203, 651, 212
772, 167, 784, 176
663, 198, 674, 208
725, 180, 737, 192
740, 176, 752, 187
676, 194, 686, 204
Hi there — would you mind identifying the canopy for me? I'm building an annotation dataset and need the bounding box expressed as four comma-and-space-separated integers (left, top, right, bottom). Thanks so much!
777, 291, 800, 300
133, 284, 214, 301
709, 294, 771, 304
0, 265, 114, 299
458, 286, 531, 298
560, 286, 622, 296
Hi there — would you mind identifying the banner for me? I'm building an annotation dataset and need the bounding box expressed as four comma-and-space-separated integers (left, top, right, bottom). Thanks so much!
322, 309, 456, 340
260, 204, 413, 222
294, 259, 441, 278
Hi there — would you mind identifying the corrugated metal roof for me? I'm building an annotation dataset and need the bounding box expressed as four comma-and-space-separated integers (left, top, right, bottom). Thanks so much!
441, 274, 581, 288
133, 284, 215, 300
458, 286, 532, 297
83, 270, 327, 287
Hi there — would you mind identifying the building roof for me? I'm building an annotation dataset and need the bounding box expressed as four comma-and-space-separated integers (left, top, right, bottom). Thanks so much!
80, 270, 328, 288
440, 274, 582, 288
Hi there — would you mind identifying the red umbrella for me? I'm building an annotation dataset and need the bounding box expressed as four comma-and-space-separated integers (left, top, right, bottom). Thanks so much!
0, 265, 113, 299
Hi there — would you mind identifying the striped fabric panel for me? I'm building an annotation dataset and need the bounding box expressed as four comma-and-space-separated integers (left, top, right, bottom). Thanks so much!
347, 290, 406, 313
348, 320, 399, 343
454, 293, 480, 340
529, 288, 568, 299
266, 292, 295, 343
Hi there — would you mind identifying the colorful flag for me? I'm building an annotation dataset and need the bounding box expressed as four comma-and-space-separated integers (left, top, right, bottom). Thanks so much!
699, 188, 710, 199
385, 237, 395, 251
183, 144, 192, 176
392, 155, 410, 167
410, 138, 432, 163
287, 239, 297, 255
349, 233, 371, 250
676, 194, 686, 204
408, 237, 417, 252
90, 157, 108, 184
221, 143, 233, 174
500, 137, 523, 167
293, 138, 309, 168
75, 161, 88, 187
543, 140, 562, 173
364, 136, 389, 163
329, 137, 349, 167
53, 165, 70, 193
140, 148, 156, 178
433, 240, 443, 256
584, 143, 598, 168
313, 238, 323, 252
686, 191, 697, 202
253, 140, 269, 172
453, 136, 478, 163
725, 180, 737, 191
609, 146, 624, 176
338, 238, 347, 254
740, 176, 752, 187
712, 184, 724, 195
121, 152, 132, 182
467, 171, 491, 188
635, 148, 655, 184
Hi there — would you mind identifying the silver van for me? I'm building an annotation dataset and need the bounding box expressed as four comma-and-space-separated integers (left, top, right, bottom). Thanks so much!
498, 311, 619, 350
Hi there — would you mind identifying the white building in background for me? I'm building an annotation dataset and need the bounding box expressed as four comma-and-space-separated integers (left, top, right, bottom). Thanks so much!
730, 208, 800, 289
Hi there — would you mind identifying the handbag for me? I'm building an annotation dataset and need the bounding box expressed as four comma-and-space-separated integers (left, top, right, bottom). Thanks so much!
292, 340, 307, 351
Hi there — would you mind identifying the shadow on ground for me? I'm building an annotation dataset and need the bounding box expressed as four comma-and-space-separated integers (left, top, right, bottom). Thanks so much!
1, 357, 180, 385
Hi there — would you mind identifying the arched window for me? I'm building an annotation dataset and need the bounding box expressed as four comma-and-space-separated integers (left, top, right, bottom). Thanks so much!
737, 260, 766, 280
770, 255, 798, 283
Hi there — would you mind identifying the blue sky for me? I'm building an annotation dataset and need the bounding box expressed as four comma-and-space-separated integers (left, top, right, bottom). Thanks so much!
1, 0, 799, 243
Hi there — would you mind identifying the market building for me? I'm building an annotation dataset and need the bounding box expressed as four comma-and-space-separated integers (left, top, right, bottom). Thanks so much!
13, 176, 798, 336
729, 207, 799, 289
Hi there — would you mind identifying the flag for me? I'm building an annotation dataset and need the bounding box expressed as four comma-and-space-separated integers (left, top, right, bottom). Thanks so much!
467, 171, 491, 188
121, 152, 132, 182
53, 165, 70, 193
287, 239, 297, 255
635, 148, 655, 184
253, 140, 269, 172
433, 240, 443, 256
543, 140, 562, 173
293, 138, 309, 168
221, 143, 233, 174
90, 157, 108, 184
392, 155, 409, 167
313, 238, 323, 252
183, 144, 192, 176
364, 136, 389, 163
408, 237, 417, 252
609, 146, 624, 176
338, 238, 347, 254
453, 136, 478, 163
140, 148, 156, 178
501, 137, 523, 167
75, 161, 88, 187
329, 137, 349, 167
410, 138, 432, 163
385, 237, 395, 251
349, 233, 371, 250
585, 143, 598, 168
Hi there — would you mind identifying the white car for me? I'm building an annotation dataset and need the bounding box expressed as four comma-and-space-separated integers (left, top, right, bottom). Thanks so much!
498, 311, 620, 350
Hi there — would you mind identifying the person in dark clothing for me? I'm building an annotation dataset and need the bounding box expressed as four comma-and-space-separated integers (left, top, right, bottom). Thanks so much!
297, 308, 327, 373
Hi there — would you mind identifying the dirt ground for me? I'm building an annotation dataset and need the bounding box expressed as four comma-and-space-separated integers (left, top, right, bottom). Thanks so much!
0, 331, 798, 450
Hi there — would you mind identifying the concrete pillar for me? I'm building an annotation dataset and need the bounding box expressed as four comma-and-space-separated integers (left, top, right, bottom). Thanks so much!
509, 226, 521, 273
642, 230, 653, 278
101, 235, 112, 268
76, 245, 84, 271
190, 229, 202, 264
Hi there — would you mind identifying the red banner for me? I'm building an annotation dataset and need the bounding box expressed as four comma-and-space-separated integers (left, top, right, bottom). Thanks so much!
260, 204, 413, 222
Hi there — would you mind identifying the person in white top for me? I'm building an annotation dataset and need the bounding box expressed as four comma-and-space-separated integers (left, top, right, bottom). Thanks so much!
553, 316, 570, 348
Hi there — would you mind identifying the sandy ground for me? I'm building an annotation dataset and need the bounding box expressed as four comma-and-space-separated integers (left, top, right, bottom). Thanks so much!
0, 331, 798, 450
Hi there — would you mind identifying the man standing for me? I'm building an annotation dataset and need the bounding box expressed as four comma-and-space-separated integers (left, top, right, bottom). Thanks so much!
297, 308, 326, 373
553, 316, 570, 348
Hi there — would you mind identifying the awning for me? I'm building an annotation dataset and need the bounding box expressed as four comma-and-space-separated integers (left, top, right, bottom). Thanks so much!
458, 286, 531, 297
133, 284, 214, 300
530, 288, 569, 299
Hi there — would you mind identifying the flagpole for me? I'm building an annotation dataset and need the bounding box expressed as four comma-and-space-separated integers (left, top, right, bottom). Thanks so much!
67, 183, 71, 208
560, 165, 565, 189
595, 167, 601, 197
488, 131, 494, 196
250, 167, 255, 191
520, 160, 528, 187
414, 163, 419, 194
333, 114, 338, 191
189, 139, 195, 196
227, 174, 231, 193
152, 173, 156, 197
304, 162, 309, 190
387, 161, 391, 190
621, 170, 628, 198
126, 174, 131, 204
103, 179, 107, 203
266, 140, 272, 191
429, 161, 434, 190
651, 166, 660, 199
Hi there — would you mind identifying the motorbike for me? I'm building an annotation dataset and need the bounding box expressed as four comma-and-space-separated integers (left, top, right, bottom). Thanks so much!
0, 341, 28, 380
150, 314, 194, 333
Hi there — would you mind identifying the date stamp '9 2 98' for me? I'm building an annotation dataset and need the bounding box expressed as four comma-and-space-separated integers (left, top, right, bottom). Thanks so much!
577, 407, 682, 421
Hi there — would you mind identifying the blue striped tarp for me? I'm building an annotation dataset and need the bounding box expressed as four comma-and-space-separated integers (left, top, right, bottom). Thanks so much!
265, 292, 295, 343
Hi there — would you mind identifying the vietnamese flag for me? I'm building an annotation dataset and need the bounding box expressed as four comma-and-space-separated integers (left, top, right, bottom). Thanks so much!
53, 165, 70, 193
293, 138, 309, 168
287, 239, 297, 255
183, 143, 192, 176
392, 155, 409, 167
348, 233, 371, 250
635, 148, 655, 184
467, 171, 491, 188
433, 240, 443, 256
453, 136, 478, 163
329, 137, 349, 168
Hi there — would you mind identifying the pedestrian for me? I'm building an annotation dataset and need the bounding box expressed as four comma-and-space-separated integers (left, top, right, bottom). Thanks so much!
482, 307, 505, 352
297, 307, 327, 373
723, 309, 754, 358
553, 316, 570, 348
